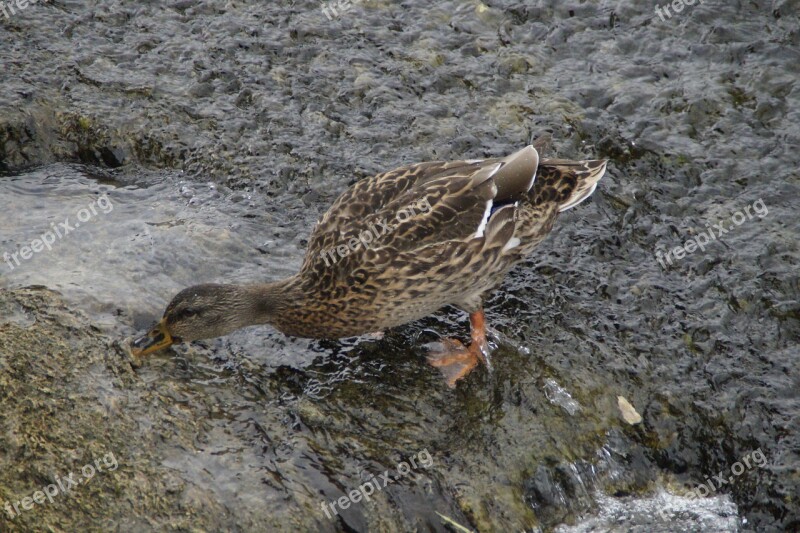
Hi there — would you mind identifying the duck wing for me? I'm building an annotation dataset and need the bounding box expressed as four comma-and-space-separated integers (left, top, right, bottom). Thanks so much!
300, 146, 540, 278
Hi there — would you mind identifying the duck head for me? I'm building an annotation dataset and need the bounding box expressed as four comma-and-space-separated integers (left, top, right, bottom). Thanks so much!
130, 283, 270, 356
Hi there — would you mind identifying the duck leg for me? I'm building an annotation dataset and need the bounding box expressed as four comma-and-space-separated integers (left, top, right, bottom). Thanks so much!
426, 310, 491, 388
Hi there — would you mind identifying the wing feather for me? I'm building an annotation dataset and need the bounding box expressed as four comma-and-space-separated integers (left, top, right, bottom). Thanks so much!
300, 146, 540, 287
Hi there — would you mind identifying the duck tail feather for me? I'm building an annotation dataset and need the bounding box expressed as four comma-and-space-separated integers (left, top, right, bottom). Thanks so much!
557, 159, 608, 212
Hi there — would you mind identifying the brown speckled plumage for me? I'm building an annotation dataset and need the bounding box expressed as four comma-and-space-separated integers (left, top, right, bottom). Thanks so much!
132, 140, 607, 381
269, 142, 608, 338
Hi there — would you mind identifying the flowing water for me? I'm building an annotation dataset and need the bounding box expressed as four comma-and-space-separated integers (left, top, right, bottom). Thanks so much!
0, 157, 783, 533
1, 0, 798, 531
0, 165, 300, 332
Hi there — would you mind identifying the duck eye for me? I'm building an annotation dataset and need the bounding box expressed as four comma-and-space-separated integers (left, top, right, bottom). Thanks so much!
175, 308, 199, 320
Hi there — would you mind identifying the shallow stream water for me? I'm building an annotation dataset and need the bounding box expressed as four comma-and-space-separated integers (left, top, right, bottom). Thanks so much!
0, 165, 300, 331
0, 162, 787, 532
1, 0, 798, 531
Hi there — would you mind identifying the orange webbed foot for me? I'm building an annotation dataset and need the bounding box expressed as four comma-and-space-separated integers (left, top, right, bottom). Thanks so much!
426, 338, 487, 388
425, 309, 491, 388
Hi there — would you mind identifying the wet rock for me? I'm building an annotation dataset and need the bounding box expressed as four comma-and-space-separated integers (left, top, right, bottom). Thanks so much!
0, 0, 798, 531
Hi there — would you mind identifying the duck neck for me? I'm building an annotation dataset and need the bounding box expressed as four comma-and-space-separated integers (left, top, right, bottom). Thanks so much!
241, 276, 303, 327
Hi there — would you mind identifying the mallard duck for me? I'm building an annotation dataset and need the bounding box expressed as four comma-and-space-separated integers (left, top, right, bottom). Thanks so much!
132, 139, 607, 387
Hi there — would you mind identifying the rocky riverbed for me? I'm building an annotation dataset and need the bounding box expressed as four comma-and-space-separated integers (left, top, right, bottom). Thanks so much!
1, 1, 798, 531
